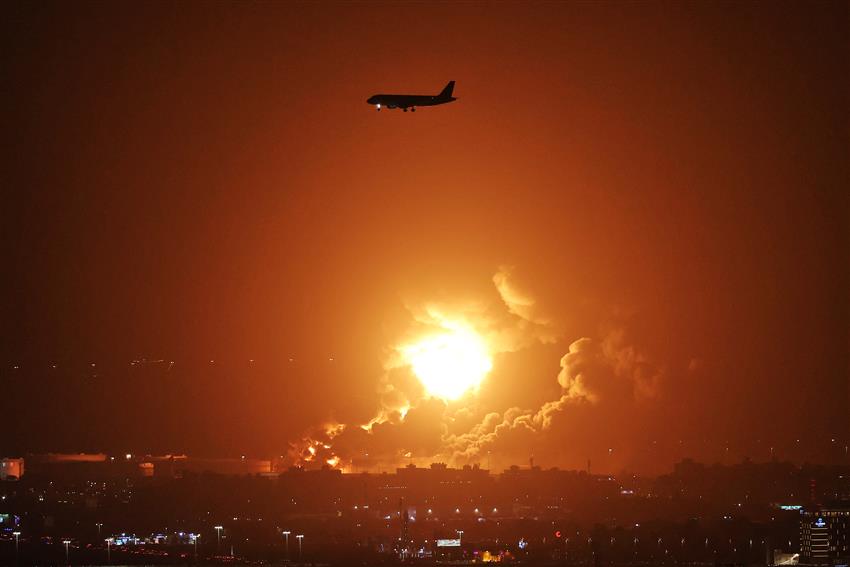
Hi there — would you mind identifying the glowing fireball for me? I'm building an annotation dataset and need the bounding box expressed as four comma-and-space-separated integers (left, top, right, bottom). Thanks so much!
401, 323, 492, 401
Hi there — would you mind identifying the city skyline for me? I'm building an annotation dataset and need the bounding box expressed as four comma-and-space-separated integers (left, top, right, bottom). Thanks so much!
1, 453, 848, 565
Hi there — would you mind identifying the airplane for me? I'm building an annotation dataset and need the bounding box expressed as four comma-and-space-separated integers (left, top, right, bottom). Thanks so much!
366, 81, 456, 112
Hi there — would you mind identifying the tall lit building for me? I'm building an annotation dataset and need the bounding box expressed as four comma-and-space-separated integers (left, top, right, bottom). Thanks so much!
800, 506, 849, 563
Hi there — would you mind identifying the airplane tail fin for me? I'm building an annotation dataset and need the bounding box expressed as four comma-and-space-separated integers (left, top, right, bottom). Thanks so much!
438, 81, 455, 99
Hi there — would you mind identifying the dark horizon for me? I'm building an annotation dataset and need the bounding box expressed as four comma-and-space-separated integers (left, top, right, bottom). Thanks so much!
2, 355, 848, 470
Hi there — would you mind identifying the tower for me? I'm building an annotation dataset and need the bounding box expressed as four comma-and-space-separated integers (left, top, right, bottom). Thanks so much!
399, 498, 411, 558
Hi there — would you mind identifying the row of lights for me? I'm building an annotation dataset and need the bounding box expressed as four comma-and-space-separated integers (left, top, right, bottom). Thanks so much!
9, 532, 83, 563
5, 526, 805, 562
6, 357, 340, 369
9, 526, 267, 563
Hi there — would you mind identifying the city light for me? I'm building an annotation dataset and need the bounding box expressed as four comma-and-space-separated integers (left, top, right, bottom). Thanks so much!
282, 530, 291, 560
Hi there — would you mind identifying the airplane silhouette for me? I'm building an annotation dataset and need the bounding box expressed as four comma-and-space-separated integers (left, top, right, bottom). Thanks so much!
366, 81, 456, 112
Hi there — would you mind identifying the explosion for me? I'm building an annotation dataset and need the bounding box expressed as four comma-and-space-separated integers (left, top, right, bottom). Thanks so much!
285, 267, 666, 473
400, 321, 492, 401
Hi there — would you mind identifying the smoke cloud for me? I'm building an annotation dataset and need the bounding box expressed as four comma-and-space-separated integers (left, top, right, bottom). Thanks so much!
286, 268, 667, 473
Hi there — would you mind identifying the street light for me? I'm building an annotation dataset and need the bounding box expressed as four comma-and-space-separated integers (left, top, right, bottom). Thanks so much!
282, 530, 291, 560
296, 534, 304, 561
191, 534, 200, 560
105, 538, 113, 564
95, 523, 103, 537
12, 531, 20, 563
214, 526, 223, 550
63, 540, 71, 565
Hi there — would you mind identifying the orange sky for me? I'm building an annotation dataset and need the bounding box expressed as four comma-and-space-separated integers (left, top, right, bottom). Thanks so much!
2, 1, 847, 472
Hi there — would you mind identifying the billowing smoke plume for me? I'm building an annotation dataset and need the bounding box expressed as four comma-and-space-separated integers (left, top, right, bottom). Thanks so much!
444, 327, 665, 466
285, 267, 666, 473
558, 329, 663, 403
492, 265, 560, 346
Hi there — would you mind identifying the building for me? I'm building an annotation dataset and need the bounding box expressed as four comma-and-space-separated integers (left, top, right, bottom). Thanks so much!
800, 506, 849, 563
0, 457, 24, 480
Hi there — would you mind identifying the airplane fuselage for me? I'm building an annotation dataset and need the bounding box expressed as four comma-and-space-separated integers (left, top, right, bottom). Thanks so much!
366, 94, 455, 110
366, 81, 457, 112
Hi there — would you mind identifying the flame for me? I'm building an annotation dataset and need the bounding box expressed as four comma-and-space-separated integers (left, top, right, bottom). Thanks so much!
289, 312, 496, 472
288, 423, 350, 471
400, 319, 492, 401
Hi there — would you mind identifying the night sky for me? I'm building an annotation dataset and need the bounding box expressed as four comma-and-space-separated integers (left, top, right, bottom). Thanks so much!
2, 1, 847, 473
